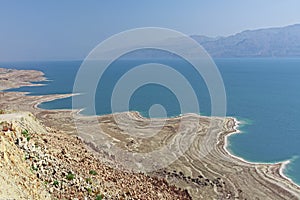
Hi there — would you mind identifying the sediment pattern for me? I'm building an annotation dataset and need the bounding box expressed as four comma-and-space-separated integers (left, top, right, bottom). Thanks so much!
74, 112, 300, 199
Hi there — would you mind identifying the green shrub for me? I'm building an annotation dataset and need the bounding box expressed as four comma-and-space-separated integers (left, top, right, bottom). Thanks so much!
66, 172, 75, 180
85, 177, 92, 184
96, 195, 103, 200
89, 170, 98, 175
86, 187, 92, 193
24, 154, 29, 160
53, 180, 59, 186
22, 129, 29, 137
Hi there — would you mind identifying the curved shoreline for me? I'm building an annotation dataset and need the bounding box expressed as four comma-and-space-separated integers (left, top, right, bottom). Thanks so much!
224, 118, 300, 187
223, 117, 300, 184
35, 90, 300, 190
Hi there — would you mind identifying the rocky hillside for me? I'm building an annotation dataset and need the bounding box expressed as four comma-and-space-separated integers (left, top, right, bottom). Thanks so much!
0, 111, 191, 200
0, 112, 50, 199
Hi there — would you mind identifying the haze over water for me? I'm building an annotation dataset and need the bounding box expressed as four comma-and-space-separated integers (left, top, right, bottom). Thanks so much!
2, 58, 300, 185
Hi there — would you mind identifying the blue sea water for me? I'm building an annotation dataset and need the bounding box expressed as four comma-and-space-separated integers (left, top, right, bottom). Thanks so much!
1, 58, 300, 185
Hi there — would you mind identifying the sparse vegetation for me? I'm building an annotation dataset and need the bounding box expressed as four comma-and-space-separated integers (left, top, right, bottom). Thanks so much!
24, 154, 29, 160
22, 129, 29, 137
66, 172, 75, 180
31, 166, 38, 171
21, 129, 31, 141
86, 187, 92, 194
89, 170, 98, 175
96, 194, 103, 200
53, 180, 59, 187
85, 177, 92, 184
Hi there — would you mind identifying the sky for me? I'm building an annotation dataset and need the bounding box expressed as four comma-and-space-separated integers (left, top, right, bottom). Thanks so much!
0, 0, 300, 61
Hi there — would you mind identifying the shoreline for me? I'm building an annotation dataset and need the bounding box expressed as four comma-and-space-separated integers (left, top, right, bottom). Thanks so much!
32, 92, 80, 110
33, 89, 300, 189
29, 93, 300, 198
223, 117, 300, 187
1, 67, 300, 199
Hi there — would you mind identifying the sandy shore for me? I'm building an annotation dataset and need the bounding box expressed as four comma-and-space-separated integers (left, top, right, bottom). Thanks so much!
0, 67, 300, 199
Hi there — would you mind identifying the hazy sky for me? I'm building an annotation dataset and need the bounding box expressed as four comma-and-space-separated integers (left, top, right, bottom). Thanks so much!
1, 0, 300, 61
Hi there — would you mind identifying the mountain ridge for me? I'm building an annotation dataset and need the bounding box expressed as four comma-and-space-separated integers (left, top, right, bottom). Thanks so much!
192, 24, 300, 57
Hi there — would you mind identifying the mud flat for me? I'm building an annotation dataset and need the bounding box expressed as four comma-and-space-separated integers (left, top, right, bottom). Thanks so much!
0, 67, 300, 199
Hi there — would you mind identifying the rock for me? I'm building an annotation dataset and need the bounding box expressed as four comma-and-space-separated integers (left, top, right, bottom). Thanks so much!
2, 125, 9, 132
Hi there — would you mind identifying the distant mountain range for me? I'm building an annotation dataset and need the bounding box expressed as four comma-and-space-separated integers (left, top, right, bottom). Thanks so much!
117, 24, 300, 59
192, 24, 300, 57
